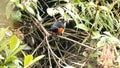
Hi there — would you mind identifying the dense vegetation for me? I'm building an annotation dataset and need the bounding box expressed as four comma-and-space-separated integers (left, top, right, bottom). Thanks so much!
0, 0, 120, 68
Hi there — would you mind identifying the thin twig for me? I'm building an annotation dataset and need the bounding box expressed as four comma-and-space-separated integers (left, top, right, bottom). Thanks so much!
32, 38, 45, 55
57, 35, 96, 50
34, 18, 51, 36
45, 36, 68, 67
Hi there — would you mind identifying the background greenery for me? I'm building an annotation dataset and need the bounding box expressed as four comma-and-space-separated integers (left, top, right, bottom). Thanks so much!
0, 0, 120, 68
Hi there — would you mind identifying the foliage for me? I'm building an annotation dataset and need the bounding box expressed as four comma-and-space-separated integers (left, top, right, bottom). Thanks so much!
24, 54, 45, 68
2, 0, 120, 68
0, 28, 24, 67
6, 0, 40, 22
0, 28, 44, 67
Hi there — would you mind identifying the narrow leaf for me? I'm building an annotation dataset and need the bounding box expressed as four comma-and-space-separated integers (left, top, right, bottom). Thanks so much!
30, 55, 45, 65
75, 24, 89, 32
25, 55, 45, 68
26, 6, 35, 15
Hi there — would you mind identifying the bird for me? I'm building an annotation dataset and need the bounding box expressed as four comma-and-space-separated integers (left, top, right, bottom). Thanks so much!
51, 18, 66, 34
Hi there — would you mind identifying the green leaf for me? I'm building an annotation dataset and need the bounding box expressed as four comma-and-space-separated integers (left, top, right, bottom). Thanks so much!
26, 6, 35, 15
24, 55, 45, 68
29, 55, 45, 65
103, 31, 112, 37
24, 55, 33, 67
14, 0, 19, 5
5, 56, 17, 64
11, 10, 22, 22
9, 35, 20, 51
16, 4, 24, 10
100, 6, 109, 12
75, 24, 89, 32
10, 45, 25, 56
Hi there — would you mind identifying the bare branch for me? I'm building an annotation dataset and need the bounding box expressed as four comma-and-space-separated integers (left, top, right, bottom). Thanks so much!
57, 35, 96, 50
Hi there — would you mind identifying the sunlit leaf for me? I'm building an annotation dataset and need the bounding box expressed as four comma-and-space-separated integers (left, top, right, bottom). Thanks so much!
36, 13, 42, 21
26, 6, 35, 15
0, 55, 4, 60
30, 55, 45, 65
32, 0, 38, 3
9, 35, 20, 51
14, 0, 19, 5
75, 24, 89, 32
23, 46, 32, 50
24, 55, 45, 68
103, 31, 112, 37
89, 2, 96, 7
24, 55, 33, 67
16, 4, 24, 10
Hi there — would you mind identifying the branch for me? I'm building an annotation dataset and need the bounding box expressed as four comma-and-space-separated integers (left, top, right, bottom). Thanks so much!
32, 38, 45, 55
57, 35, 96, 50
